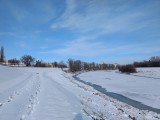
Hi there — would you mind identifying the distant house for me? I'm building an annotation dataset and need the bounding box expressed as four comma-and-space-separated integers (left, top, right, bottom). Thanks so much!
99, 61, 106, 64
47, 63, 53, 67
113, 63, 119, 69
99, 61, 119, 70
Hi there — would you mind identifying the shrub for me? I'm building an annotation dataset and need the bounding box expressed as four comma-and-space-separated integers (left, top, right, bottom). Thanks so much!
118, 65, 137, 73
8, 58, 20, 65
35, 60, 47, 67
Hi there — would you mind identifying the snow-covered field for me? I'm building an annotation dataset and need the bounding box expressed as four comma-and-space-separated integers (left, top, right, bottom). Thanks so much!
134, 67, 160, 79
78, 68, 160, 110
0, 65, 160, 120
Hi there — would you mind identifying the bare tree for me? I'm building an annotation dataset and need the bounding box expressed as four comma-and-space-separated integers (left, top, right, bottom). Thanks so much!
35, 60, 47, 67
68, 59, 82, 72
21, 55, 35, 66
134, 56, 160, 67
150, 56, 160, 62
58, 61, 67, 69
52, 61, 58, 67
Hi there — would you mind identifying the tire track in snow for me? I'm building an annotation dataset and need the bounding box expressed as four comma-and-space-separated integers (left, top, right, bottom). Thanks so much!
20, 75, 41, 120
29, 72, 85, 120
0, 74, 33, 108
0, 73, 41, 120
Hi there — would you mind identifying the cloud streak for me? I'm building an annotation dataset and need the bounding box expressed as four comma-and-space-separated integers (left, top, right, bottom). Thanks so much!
51, 0, 160, 35
41, 36, 160, 58
49, 0, 160, 59
1, 0, 160, 63
3, 0, 62, 23
0, 32, 15, 36
41, 37, 106, 57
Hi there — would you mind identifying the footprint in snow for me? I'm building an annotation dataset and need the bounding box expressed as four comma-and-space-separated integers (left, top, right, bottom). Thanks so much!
20, 115, 25, 120
8, 97, 12, 102
28, 104, 32, 108
0, 103, 3, 107
10, 95, 14, 99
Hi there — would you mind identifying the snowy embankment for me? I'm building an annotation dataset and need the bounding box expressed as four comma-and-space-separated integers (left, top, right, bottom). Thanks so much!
0, 65, 160, 120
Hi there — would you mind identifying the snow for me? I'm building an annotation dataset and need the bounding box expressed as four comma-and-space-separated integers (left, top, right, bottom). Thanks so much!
0, 65, 160, 120
0, 66, 90, 120
78, 68, 160, 110
134, 67, 160, 79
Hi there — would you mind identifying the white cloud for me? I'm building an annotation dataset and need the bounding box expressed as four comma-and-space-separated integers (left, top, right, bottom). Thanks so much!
39, 36, 121, 57
34, 30, 42, 33
0, 32, 15, 36
4, 0, 58, 23
41, 36, 107, 57
40, 36, 160, 57
55, 42, 104, 56
15, 41, 27, 49
49, 0, 160, 58
51, 0, 155, 35
40, 46, 48, 50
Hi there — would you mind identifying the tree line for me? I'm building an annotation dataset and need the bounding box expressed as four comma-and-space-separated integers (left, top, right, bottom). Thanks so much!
1, 46, 160, 73
68, 59, 116, 72
6, 55, 117, 71
35, 60, 67, 68
133, 56, 160, 67
118, 56, 160, 73
0, 46, 67, 68
7, 55, 67, 68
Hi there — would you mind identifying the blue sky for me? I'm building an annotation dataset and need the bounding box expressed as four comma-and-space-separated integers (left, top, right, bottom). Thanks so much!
0, 0, 160, 64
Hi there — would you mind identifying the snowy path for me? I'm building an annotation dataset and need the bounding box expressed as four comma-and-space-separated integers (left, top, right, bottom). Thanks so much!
0, 66, 90, 120
0, 72, 40, 120
29, 72, 88, 120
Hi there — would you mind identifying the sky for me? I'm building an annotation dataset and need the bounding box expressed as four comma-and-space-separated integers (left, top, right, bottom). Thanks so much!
0, 0, 160, 64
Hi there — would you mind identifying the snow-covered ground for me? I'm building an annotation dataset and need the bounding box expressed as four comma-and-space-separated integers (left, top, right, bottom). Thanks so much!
0, 66, 91, 120
78, 68, 160, 110
0, 65, 160, 120
133, 67, 160, 79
